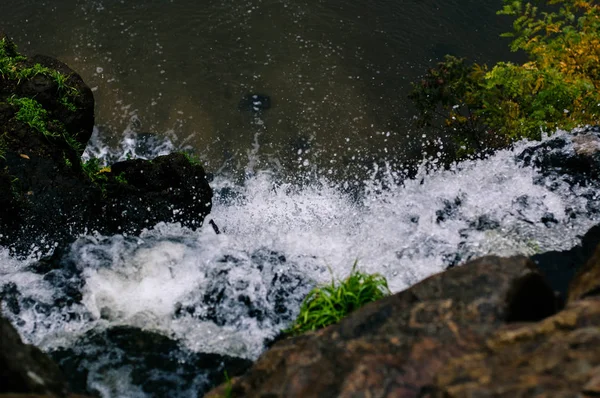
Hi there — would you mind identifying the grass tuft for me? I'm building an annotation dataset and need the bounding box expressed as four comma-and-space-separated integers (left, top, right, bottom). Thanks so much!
286, 261, 390, 336
7, 96, 58, 138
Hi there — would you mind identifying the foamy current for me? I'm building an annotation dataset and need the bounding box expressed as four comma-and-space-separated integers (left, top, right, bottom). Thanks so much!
1, 128, 598, 396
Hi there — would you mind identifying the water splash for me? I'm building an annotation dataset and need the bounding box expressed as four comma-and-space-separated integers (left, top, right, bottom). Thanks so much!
1, 129, 599, 396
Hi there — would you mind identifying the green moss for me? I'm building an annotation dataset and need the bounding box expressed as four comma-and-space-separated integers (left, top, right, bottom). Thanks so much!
115, 172, 128, 184
7, 96, 58, 138
180, 151, 203, 166
286, 262, 390, 336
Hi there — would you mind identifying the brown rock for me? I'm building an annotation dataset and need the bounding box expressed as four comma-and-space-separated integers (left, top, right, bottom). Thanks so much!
206, 255, 557, 397
432, 297, 600, 397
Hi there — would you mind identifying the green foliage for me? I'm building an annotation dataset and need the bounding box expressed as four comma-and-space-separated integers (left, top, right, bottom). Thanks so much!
223, 371, 233, 398
0, 133, 7, 160
63, 153, 73, 168
286, 262, 390, 336
82, 158, 109, 185
60, 96, 78, 112
409, 0, 600, 159
7, 96, 58, 138
180, 151, 203, 166
115, 172, 128, 184
0, 37, 25, 78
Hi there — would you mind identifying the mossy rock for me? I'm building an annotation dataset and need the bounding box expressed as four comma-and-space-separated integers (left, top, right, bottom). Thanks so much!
0, 34, 213, 255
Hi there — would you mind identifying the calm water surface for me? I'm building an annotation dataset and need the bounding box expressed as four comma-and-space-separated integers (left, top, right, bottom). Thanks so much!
1, 0, 515, 177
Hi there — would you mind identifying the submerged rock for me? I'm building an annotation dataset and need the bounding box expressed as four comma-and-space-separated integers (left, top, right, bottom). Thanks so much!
238, 93, 271, 113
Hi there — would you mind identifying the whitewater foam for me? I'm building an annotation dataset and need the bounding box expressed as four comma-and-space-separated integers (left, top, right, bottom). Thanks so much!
1, 129, 599, 395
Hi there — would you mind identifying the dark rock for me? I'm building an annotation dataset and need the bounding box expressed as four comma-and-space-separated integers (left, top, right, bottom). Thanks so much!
0, 315, 68, 396
0, 34, 213, 255
206, 256, 557, 397
517, 125, 600, 185
568, 236, 600, 303
531, 224, 600, 298
102, 152, 212, 233
175, 248, 311, 329
50, 326, 252, 398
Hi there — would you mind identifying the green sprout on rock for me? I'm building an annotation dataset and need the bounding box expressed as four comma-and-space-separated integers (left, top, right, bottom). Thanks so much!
286, 261, 390, 336
7, 96, 58, 138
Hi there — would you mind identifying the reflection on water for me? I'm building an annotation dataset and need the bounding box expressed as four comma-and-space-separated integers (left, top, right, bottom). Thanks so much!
1, 0, 517, 177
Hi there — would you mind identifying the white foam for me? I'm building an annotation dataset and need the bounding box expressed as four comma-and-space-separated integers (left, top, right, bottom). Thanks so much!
1, 130, 599, 377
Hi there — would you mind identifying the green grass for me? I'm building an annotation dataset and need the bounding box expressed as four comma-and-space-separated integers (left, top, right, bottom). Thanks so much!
223, 371, 232, 398
180, 151, 203, 166
286, 262, 391, 336
0, 133, 7, 160
115, 172, 128, 184
82, 158, 109, 184
7, 96, 58, 138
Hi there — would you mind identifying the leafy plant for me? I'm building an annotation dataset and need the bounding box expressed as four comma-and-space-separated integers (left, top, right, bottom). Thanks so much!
0, 133, 7, 160
60, 96, 78, 112
409, 0, 600, 159
82, 158, 109, 184
115, 172, 128, 184
286, 262, 390, 336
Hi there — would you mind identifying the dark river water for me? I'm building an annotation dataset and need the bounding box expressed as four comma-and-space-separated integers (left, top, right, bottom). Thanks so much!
1, 0, 516, 178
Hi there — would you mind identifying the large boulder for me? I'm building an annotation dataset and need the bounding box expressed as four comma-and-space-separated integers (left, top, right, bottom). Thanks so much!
431, 297, 600, 397
568, 239, 600, 303
206, 241, 600, 398
206, 256, 558, 397
430, 242, 600, 397
0, 34, 213, 255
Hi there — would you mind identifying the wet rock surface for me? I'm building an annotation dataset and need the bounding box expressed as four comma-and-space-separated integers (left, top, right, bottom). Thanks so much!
49, 326, 252, 398
207, 255, 562, 397
207, 243, 600, 398
0, 34, 213, 255
0, 313, 68, 396
517, 125, 600, 184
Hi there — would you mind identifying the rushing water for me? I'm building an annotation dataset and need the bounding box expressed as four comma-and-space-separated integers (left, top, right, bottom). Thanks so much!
1, 0, 593, 396
2, 129, 600, 396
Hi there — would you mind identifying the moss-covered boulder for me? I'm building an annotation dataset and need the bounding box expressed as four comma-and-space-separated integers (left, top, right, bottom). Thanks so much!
0, 34, 212, 255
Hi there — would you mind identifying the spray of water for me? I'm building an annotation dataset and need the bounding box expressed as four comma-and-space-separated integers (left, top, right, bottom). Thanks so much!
1, 128, 599, 396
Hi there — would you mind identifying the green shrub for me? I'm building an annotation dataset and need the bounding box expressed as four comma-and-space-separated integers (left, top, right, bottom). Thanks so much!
409, 0, 600, 159
286, 262, 390, 336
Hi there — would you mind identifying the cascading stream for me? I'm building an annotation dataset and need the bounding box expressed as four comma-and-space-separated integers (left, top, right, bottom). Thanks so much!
1, 128, 599, 396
